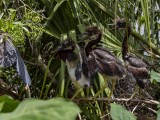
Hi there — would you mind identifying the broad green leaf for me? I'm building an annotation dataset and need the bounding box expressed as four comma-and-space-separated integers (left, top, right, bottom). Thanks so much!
150, 70, 160, 82
157, 109, 160, 120
157, 104, 160, 120
0, 95, 19, 113
0, 97, 80, 120
110, 103, 136, 120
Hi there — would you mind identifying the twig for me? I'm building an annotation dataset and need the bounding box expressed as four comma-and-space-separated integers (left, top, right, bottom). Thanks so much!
144, 106, 157, 114
24, 60, 37, 66
78, 113, 82, 120
73, 97, 159, 105
25, 85, 31, 98
132, 100, 141, 113
100, 113, 109, 119
0, 84, 19, 99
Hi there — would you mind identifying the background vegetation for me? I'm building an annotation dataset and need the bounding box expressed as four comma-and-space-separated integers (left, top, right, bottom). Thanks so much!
0, 0, 160, 120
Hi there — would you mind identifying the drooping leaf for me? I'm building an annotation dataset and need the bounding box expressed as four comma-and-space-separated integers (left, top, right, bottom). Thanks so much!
15, 49, 31, 86
0, 32, 31, 85
0, 95, 19, 113
0, 97, 80, 120
110, 103, 136, 120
